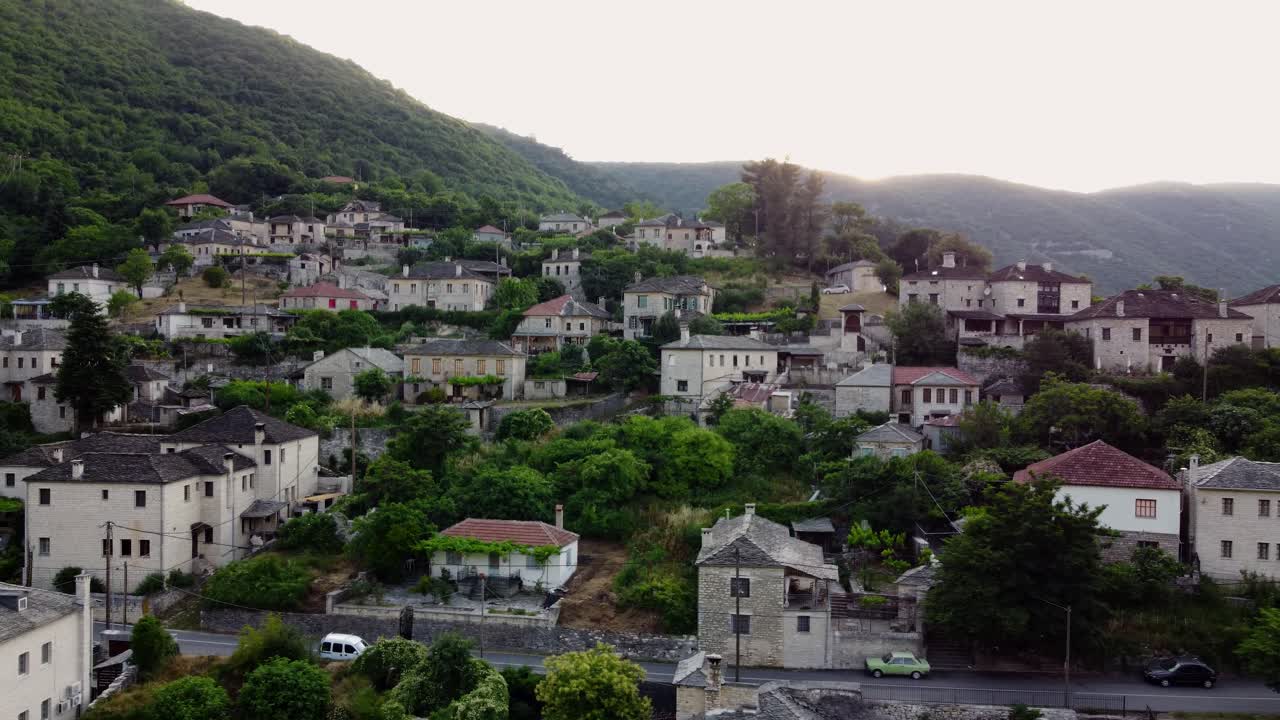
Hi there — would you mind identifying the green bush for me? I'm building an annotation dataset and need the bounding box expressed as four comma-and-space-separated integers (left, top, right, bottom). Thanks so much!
130, 615, 178, 680
238, 658, 330, 720
148, 676, 230, 720
352, 637, 428, 691
166, 569, 195, 588
496, 408, 555, 441
415, 387, 447, 404
277, 513, 344, 554
201, 266, 229, 289
223, 614, 310, 682
202, 555, 310, 611
133, 572, 166, 596
52, 566, 105, 594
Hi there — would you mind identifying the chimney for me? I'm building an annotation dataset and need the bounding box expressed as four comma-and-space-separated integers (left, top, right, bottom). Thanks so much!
1043, 261, 1053, 272
337, 274, 346, 289
401, 265, 409, 278
1218, 290, 1227, 318
51, 448, 63, 464
177, 301, 186, 313
92, 263, 99, 279
941, 251, 956, 269
744, 503, 756, 517
313, 350, 324, 361
1015, 260, 1027, 272
598, 296, 607, 309
70, 459, 84, 480
1116, 299, 1125, 317
223, 451, 234, 476
555, 504, 564, 529
706, 653, 723, 692
254, 422, 265, 447
444, 255, 452, 262
633, 271, 642, 283
551, 248, 559, 260
572, 247, 580, 260
679, 323, 690, 342
499, 256, 507, 268
1189, 454, 1200, 474
454, 263, 462, 277
701, 528, 712, 546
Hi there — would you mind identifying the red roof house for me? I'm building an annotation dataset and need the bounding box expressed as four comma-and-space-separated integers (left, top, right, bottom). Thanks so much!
165, 194, 234, 209
441, 518, 578, 548
1013, 440, 1178, 489
891, 367, 980, 386
279, 282, 372, 311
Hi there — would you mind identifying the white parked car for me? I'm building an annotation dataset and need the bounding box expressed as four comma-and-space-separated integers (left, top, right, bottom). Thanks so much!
822, 284, 851, 294
319, 633, 368, 661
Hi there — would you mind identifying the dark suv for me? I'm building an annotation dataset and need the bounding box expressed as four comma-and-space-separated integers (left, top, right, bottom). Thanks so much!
1143, 656, 1217, 688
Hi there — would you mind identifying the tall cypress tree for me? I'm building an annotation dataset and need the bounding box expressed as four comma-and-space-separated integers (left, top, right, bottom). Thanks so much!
54, 301, 131, 435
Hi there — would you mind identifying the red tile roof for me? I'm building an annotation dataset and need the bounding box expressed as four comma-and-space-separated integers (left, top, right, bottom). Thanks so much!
475, 225, 506, 234
280, 282, 370, 300
1013, 440, 1178, 490
320, 175, 355, 184
441, 518, 578, 547
891, 367, 980, 386
165, 193, 233, 208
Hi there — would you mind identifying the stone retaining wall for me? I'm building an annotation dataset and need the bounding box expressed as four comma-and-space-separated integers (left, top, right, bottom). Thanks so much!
957, 352, 1028, 387
201, 607, 696, 662
321, 428, 395, 466
490, 392, 631, 429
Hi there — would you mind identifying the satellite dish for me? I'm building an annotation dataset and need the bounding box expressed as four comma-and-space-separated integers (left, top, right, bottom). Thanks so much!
983, 287, 991, 295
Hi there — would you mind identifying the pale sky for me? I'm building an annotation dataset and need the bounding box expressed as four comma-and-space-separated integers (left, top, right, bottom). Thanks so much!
186, 0, 1280, 192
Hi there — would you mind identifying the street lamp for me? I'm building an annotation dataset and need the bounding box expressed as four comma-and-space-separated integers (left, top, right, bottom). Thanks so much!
1037, 598, 1073, 706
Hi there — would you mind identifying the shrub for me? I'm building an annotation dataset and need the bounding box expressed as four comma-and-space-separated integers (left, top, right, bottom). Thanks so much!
496, 408, 555, 441
133, 572, 166, 596
148, 676, 230, 720
238, 658, 330, 720
201, 266, 229, 288
351, 637, 428, 691
416, 387, 446, 404
202, 555, 310, 611
166, 569, 195, 588
130, 615, 178, 680
276, 513, 343, 554
223, 614, 310, 681
52, 566, 105, 594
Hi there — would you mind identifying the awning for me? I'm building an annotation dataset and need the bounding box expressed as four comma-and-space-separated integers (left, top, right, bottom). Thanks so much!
240, 499, 287, 519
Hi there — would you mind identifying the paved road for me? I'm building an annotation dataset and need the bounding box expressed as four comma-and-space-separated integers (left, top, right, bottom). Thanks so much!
96, 623, 1280, 714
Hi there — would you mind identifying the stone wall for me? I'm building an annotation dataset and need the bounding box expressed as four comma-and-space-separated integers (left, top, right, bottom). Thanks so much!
831, 617, 923, 669
321, 428, 395, 466
201, 607, 695, 662
863, 701, 1075, 720
92, 587, 187, 623
957, 351, 1028, 387
490, 392, 631, 429
1102, 530, 1180, 564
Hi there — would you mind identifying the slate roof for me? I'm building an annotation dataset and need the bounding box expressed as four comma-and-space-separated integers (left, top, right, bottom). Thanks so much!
155, 304, 290, 318
441, 518, 578, 547
458, 259, 512, 276
175, 218, 232, 233
672, 651, 708, 687
182, 228, 243, 246
836, 364, 893, 387
826, 259, 877, 275
306, 347, 404, 374
1068, 289, 1250, 321
170, 406, 316, 444
0, 328, 67, 351
270, 215, 304, 224
1230, 285, 1280, 307
988, 263, 1090, 284
26, 447, 254, 485
126, 365, 170, 383
696, 512, 838, 581
892, 367, 980, 386
984, 377, 1026, 397
838, 303, 866, 312
541, 213, 589, 223
660, 335, 776, 351
48, 265, 125, 281
521, 295, 610, 319
0, 432, 168, 469
166, 194, 233, 208
402, 338, 524, 357
624, 275, 712, 295
857, 423, 924, 444
280, 282, 371, 300
0, 583, 81, 645
1013, 440, 1179, 490
241, 499, 288, 519
902, 265, 987, 281
1192, 457, 1280, 491
339, 200, 381, 212
404, 262, 490, 281
791, 517, 836, 534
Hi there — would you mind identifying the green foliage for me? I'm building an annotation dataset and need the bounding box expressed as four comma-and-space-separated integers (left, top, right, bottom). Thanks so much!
1101, 546, 1184, 607
130, 615, 178, 680
556, 448, 650, 538
886, 302, 954, 365
589, 338, 656, 391
716, 408, 803, 474
386, 635, 483, 717
388, 404, 473, 476
107, 289, 139, 318
158, 245, 194, 276
704, 182, 756, 244
357, 455, 442, 508
55, 302, 133, 433
227, 331, 276, 366
116, 248, 154, 295
875, 258, 903, 292
287, 310, 395, 355
537, 643, 651, 720
52, 566, 104, 594
352, 637, 429, 692
353, 367, 394, 402
501, 666, 544, 720
1019, 329, 1093, 392
417, 535, 562, 564
954, 401, 1013, 452
446, 465, 553, 522
238, 658, 330, 720
494, 277, 539, 310
711, 308, 792, 323
1014, 375, 1147, 452
201, 266, 229, 289
277, 512, 344, 554
658, 427, 735, 499
202, 555, 311, 611
133, 573, 166, 596
1008, 705, 1043, 720
449, 374, 504, 387
497, 408, 555, 441
148, 676, 230, 720
819, 452, 972, 534
348, 501, 437, 582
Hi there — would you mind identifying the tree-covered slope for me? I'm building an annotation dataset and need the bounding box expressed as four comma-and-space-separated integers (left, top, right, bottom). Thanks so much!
472, 124, 640, 209
0, 0, 581, 232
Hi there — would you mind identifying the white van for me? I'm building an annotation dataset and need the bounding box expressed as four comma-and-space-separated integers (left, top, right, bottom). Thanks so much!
319, 633, 368, 661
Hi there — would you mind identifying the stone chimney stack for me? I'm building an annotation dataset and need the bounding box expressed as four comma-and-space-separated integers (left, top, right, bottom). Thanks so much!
70, 459, 84, 480
679, 323, 690, 342
1116, 299, 1125, 317
178, 301, 186, 313
554, 504, 564, 529
455, 263, 463, 278
77, 574, 92, 711
941, 251, 956, 269
551, 248, 559, 261
223, 451, 235, 476
744, 503, 756, 517
598, 296, 607, 309
1016, 260, 1027, 272
633, 271, 642, 284
701, 527, 712, 546
254, 422, 265, 447
572, 247, 580, 260
11, 331, 21, 347
51, 448, 63, 464
1043, 261, 1053, 272
1189, 453, 1200, 473
706, 653, 723, 691
1218, 290, 1228, 318
92, 263, 99, 279
401, 265, 410, 278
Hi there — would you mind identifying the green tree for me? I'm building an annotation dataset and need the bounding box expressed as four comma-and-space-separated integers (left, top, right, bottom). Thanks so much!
49, 291, 97, 319
352, 637, 428, 691
227, 332, 276, 366
238, 658, 330, 720
502, 666, 544, 720
651, 311, 682, 345
886, 302, 953, 365
703, 182, 756, 245
494, 277, 539, 309
594, 339, 657, 391
224, 613, 311, 679
1019, 329, 1093, 392
688, 315, 723, 335
1235, 607, 1280, 687
927, 479, 1108, 652
348, 501, 435, 582
55, 301, 132, 434
875, 258, 903, 293
149, 676, 230, 720
888, 228, 941, 270
419, 634, 480, 711
276, 513, 343, 554
352, 367, 393, 402
1014, 376, 1147, 451
52, 566, 104, 594
158, 244, 194, 276
955, 400, 1012, 451
496, 408, 555, 441
388, 405, 473, 476
106, 289, 138, 319
116, 247, 153, 297
537, 644, 651, 720
926, 233, 993, 271
203, 555, 311, 611
659, 427, 734, 498
130, 615, 178, 680
622, 200, 662, 220
359, 455, 441, 507
201, 265, 229, 288
716, 408, 803, 475
135, 208, 173, 247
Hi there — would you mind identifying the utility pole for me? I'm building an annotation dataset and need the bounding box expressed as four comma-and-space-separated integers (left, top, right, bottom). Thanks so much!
479, 574, 486, 659
1065, 604, 1072, 706
1202, 330, 1211, 402
350, 410, 357, 483
122, 562, 128, 627
734, 545, 741, 682
103, 522, 113, 631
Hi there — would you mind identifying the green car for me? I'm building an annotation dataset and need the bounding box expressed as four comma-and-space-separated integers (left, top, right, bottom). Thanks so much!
865, 651, 931, 679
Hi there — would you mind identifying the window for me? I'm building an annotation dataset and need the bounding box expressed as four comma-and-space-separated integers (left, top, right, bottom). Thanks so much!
949, 388, 958, 404
38, 538, 49, 556
446, 283, 453, 294
36, 386, 44, 400
1017, 298, 1025, 307
445, 551, 462, 566
17, 358, 22, 368
928, 293, 939, 305
1222, 498, 1234, 515
1261, 499, 1271, 517
328, 298, 336, 309
1221, 540, 1233, 558
454, 359, 463, 374
120, 539, 131, 557
184, 485, 191, 502
241, 475, 247, 492
1102, 327, 1111, 341
205, 481, 213, 497
426, 357, 437, 374
526, 553, 543, 568
477, 359, 486, 374
39, 488, 49, 505
496, 359, 505, 375
579, 322, 585, 331
1236, 333, 1244, 343
263, 450, 272, 465
1135, 499, 1157, 518
900, 389, 911, 405
732, 355, 739, 367
1137, 540, 1159, 549
922, 388, 932, 403
964, 390, 973, 404
1072, 300, 1080, 309
40, 642, 50, 664
637, 295, 648, 309
729, 577, 751, 597
140, 540, 150, 557
1259, 543, 1270, 561
677, 380, 688, 392
19, 651, 28, 675
544, 318, 552, 328
3, 473, 11, 487
1207, 333, 1214, 343
58, 407, 65, 419
1133, 327, 1142, 342
135, 490, 146, 508
731, 614, 751, 634
796, 616, 811, 633
321, 377, 333, 391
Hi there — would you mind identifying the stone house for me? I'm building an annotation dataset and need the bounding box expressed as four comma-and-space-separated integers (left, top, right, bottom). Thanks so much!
268, 215, 326, 246
834, 364, 892, 418
696, 505, 839, 669
301, 347, 404, 402
0, 433, 165, 502
389, 262, 495, 312
180, 231, 274, 268
23, 373, 124, 434
1229, 284, 1280, 349
824, 259, 881, 293
429, 508, 579, 590
164, 193, 234, 219
472, 225, 510, 246
596, 210, 627, 229
983, 377, 1027, 415
287, 253, 331, 287
898, 252, 988, 310
1185, 456, 1280, 580
660, 332, 779, 418
510, 295, 611, 354
1015, 440, 1182, 562
623, 275, 716, 340
854, 423, 924, 459
0, 579, 94, 720
1065, 289, 1253, 372
632, 215, 721, 255
47, 265, 126, 306
921, 414, 962, 453
401, 339, 526, 401
540, 248, 587, 292
890, 366, 980, 428
279, 282, 375, 312
537, 213, 592, 234
326, 200, 389, 227
154, 303, 297, 340
0, 329, 66, 403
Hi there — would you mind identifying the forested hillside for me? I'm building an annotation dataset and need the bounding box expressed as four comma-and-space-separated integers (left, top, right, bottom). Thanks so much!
473, 124, 639, 210
0, 0, 583, 281
590, 162, 1280, 294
